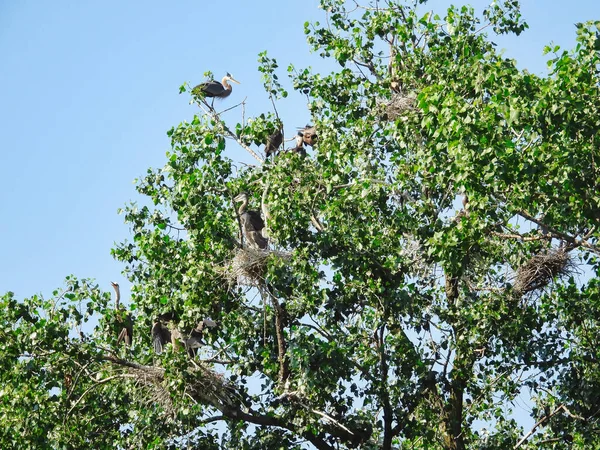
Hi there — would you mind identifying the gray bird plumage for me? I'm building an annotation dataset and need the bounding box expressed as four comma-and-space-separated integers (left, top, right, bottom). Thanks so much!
193, 73, 240, 99
151, 320, 171, 355
111, 282, 133, 347
234, 192, 268, 249
298, 124, 317, 147
265, 128, 283, 158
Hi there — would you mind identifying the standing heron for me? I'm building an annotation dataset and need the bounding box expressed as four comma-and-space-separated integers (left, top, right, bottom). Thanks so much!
111, 282, 133, 347
192, 73, 240, 105
234, 192, 268, 250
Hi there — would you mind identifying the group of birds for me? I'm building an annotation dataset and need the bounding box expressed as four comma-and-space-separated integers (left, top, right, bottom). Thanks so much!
193, 73, 318, 159
110, 282, 216, 356
109, 74, 317, 353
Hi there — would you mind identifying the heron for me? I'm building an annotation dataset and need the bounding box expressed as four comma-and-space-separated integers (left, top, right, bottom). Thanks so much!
185, 318, 218, 357
151, 313, 183, 355
298, 125, 317, 147
265, 128, 283, 159
291, 133, 307, 157
111, 282, 133, 347
233, 192, 268, 250
192, 73, 240, 105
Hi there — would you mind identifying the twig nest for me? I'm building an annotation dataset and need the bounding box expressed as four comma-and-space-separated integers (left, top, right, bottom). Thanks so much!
380, 93, 416, 120
128, 363, 239, 416
513, 248, 575, 295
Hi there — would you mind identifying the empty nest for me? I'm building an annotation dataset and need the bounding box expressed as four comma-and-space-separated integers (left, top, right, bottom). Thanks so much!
513, 249, 575, 295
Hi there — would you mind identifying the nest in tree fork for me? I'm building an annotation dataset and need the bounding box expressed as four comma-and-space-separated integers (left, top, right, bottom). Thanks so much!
513, 248, 575, 295
220, 247, 290, 287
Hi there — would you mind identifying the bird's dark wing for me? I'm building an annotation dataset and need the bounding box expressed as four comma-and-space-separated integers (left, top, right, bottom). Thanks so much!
243, 210, 265, 231
265, 130, 283, 158
248, 231, 268, 250
193, 80, 225, 98
152, 322, 170, 355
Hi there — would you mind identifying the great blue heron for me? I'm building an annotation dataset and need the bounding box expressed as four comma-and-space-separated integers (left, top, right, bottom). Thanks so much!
291, 134, 307, 157
151, 313, 182, 355
234, 192, 268, 250
298, 125, 317, 147
265, 128, 283, 159
192, 73, 240, 103
111, 282, 133, 347
185, 318, 218, 357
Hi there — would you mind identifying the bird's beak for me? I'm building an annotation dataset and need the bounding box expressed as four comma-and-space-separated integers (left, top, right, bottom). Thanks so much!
230, 77, 240, 84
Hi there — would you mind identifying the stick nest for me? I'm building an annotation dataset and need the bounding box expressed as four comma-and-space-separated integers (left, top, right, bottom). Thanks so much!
127, 362, 240, 417
513, 249, 575, 295
380, 93, 416, 120
220, 247, 290, 286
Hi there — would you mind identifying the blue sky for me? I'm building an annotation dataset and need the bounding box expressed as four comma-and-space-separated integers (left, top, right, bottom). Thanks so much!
0, 0, 597, 304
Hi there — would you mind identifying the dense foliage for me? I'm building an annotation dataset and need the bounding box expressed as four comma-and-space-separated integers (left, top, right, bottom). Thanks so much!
3, 1, 600, 448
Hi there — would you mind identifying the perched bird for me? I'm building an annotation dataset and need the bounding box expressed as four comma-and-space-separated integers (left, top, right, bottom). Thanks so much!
291, 134, 307, 157
151, 319, 171, 355
151, 313, 180, 355
110, 282, 133, 347
192, 73, 240, 104
265, 128, 283, 159
298, 124, 317, 147
185, 318, 218, 357
234, 192, 268, 250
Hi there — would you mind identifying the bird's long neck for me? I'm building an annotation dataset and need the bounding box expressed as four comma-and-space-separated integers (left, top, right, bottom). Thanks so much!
238, 198, 248, 215
221, 77, 231, 90
113, 286, 121, 309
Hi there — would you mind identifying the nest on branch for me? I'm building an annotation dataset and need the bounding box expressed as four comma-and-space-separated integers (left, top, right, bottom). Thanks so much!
513, 248, 575, 295
125, 362, 239, 416
380, 93, 416, 120
219, 247, 290, 287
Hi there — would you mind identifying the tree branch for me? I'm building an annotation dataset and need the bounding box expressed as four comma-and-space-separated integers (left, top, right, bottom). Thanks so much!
514, 404, 565, 449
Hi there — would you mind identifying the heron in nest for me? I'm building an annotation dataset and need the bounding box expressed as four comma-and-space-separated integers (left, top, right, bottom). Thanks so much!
110, 282, 133, 347
234, 192, 268, 250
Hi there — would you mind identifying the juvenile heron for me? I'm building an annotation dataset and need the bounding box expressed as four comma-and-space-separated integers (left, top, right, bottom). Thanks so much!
192, 73, 240, 102
291, 134, 307, 157
298, 124, 317, 147
185, 318, 218, 357
265, 128, 283, 159
151, 313, 182, 354
111, 282, 133, 347
234, 192, 268, 249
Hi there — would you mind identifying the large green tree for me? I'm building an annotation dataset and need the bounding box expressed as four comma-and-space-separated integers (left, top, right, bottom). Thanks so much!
3, 1, 600, 448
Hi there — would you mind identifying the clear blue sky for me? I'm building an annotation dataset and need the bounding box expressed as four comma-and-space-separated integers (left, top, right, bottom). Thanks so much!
0, 0, 597, 304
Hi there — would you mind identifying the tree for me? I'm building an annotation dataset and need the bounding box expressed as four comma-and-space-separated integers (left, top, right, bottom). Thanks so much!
2, 1, 600, 448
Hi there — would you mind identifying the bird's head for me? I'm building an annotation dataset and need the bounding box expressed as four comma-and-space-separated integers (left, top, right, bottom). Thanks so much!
110, 281, 120, 292
225, 72, 240, 84
234, 192, 249, 203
